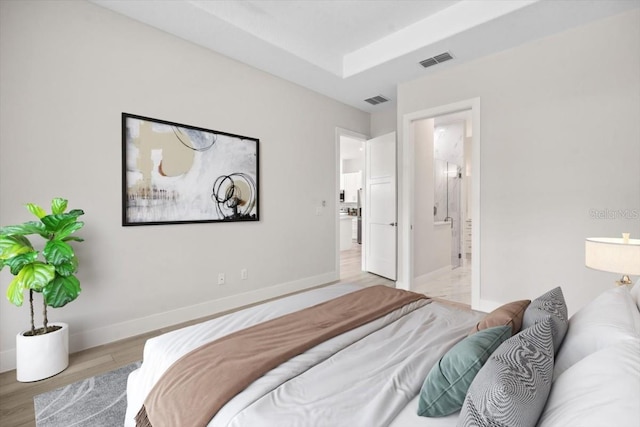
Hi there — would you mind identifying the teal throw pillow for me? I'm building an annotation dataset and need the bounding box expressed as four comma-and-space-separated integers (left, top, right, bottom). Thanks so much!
417, 325, 512, 417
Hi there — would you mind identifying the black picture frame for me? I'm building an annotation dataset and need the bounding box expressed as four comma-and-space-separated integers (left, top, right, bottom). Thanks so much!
122, 113, 259, 226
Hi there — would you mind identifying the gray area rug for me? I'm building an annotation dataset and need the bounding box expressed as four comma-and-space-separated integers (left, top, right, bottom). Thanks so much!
34, 361, 141, 427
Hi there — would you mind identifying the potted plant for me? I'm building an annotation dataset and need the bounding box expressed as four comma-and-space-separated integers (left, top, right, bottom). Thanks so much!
0, 197, 84, 381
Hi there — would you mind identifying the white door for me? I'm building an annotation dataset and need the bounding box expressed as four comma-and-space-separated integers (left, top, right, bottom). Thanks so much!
364, 132, 397, 280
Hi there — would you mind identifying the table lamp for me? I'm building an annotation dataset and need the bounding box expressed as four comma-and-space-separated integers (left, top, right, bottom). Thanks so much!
585, 233, 640, 286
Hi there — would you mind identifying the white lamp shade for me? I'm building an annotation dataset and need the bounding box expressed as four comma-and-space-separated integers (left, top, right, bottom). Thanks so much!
585, 237, 640, 275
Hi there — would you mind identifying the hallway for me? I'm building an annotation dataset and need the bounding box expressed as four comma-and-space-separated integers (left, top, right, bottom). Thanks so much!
340, 242, 394, 287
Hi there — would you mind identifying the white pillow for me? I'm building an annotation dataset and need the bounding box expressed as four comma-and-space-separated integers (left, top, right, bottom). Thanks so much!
538, 339, 640, 427
631, 278, 640, 312
553, 286, 640, 378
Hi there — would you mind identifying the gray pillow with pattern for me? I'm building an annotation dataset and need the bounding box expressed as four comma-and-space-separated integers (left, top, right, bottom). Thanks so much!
521, 286, 568, 353
457, 318, 554, 427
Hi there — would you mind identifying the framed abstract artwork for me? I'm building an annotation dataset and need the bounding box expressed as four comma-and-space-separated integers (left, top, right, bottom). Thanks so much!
122, 113, 259, 226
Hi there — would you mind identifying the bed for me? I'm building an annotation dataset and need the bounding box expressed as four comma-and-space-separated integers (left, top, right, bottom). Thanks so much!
125, 281, 640, 427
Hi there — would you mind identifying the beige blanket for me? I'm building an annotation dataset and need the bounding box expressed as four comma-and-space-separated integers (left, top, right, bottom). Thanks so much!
135, 285, 427, 427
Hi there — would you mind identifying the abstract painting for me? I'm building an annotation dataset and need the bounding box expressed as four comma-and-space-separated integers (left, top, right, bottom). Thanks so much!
122, 113, 259, 225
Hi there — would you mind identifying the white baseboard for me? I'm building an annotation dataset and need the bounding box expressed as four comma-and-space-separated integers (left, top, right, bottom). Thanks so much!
0, 271, 338, 373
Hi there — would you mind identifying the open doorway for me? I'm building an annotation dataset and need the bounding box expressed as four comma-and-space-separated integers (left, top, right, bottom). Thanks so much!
400, 98, 481, 309
411, 112, 472, 305
433, 112, 473, 270
335, 129, 367, 281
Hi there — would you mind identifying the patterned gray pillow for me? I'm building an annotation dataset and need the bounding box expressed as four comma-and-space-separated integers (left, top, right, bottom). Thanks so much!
458, 318, 554, 427
521, 286, 568, 353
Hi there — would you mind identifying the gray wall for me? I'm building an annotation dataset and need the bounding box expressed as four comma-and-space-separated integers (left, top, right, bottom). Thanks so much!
0, 0, 369, 370
398, 9, 640, 314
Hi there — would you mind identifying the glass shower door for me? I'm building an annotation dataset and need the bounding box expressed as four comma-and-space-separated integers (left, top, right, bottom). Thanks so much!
434, 160, 462, 269
447, 163, 461, 269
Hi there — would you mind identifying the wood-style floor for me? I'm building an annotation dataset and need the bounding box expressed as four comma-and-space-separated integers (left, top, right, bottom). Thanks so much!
0, 243, 393, 427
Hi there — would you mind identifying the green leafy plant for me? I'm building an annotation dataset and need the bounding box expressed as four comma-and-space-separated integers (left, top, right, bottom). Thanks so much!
0, 198, 84, 336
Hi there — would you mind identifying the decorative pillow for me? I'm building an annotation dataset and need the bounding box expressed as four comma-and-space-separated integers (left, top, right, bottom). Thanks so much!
553, 285, 640, 378
468, 300, 530, 336
458, 318, 554, 427
521, 286, 568, 353
418, 326, 512, 417
539, 339, 640, 427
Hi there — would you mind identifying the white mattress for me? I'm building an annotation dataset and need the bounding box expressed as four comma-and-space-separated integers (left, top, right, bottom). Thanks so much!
126, 284, 480, 426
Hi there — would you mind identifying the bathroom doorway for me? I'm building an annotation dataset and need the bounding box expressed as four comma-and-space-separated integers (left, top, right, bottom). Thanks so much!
433, 116, 467, 269
400, 98, 480, 308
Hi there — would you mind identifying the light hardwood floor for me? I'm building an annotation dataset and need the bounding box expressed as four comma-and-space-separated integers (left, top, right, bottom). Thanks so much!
0, 243, 469, 427
0, 244, 393, 427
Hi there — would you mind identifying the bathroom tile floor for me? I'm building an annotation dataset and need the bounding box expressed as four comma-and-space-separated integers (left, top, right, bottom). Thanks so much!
412, 263, 472, 306
340, 243, 472, 307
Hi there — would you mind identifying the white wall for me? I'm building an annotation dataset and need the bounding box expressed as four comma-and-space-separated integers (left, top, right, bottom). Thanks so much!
342, 158, 364, 174
413, 119, 450, 279
0, 0, 369, 371
398, 9, 640, 315
370, 107, 397, 138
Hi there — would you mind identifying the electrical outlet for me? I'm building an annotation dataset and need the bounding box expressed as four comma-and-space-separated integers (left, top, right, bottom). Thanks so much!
217, 273, 225, 285
241, 268, 248, 280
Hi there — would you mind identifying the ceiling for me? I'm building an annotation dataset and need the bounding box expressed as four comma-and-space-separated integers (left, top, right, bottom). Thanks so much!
91, 0, 639, 113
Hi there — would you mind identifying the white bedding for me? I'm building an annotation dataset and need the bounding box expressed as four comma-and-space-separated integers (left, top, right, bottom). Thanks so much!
125, 284, 482, 427
390, 396, 459, 427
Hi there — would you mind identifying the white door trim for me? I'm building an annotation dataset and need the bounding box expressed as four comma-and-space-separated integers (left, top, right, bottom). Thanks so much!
335, 128, 368, 276
399, 98, 481, 309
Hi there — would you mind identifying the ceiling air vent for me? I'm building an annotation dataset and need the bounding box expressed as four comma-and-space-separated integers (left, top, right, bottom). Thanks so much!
364, 95, 389, 106
420, 51, 454, 68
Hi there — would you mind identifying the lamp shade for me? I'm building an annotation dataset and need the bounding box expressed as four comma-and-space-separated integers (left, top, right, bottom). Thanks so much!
585, 237, 640, 275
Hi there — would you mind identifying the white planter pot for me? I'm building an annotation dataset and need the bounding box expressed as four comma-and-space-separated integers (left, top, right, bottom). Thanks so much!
16, 322, 69, 382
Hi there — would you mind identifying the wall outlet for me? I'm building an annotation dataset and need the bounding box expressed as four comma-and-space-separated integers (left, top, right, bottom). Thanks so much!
217, 273, 225, 285
240, 268, 248, 280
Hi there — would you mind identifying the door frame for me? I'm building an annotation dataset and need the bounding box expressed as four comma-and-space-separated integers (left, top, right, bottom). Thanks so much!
335, 128, 368, 277
399, 98, 481, 309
